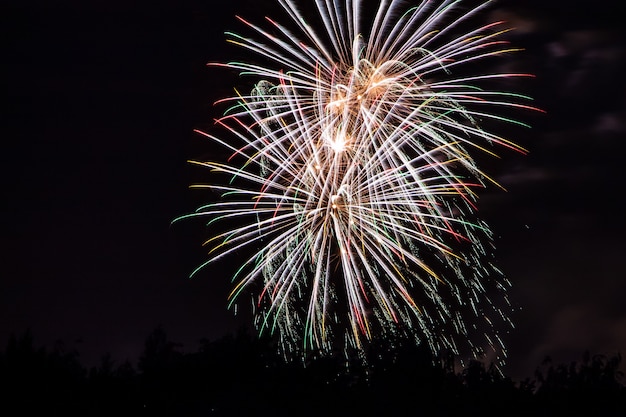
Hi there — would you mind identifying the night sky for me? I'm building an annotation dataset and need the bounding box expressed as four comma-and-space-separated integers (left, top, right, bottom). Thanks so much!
3, 0, 625, 381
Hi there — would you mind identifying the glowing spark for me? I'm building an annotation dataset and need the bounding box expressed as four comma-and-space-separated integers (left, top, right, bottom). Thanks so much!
176, 0, 541, 361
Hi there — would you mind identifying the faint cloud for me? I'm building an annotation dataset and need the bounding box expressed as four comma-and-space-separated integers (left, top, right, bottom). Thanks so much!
498, 166, 552, 186
592, 111, 626, 136
527, 305, 626, 377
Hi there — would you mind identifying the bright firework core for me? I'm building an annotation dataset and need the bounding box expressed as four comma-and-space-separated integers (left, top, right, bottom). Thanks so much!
178, 0, 540, 363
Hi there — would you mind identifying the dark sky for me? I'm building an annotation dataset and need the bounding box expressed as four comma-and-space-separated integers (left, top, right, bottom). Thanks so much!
3, 0, 625, 381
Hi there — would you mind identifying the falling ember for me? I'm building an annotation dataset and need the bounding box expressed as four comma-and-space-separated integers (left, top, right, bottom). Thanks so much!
176, 0, 541, 362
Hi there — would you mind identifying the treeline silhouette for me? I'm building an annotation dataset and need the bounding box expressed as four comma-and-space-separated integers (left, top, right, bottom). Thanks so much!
1, 328, 624, 416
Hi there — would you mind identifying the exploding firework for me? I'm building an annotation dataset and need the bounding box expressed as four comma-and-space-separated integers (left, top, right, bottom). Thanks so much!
177, 0, 539, 361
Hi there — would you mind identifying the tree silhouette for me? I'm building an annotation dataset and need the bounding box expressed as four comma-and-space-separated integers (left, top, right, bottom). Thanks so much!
534, 351, 626, 416
1, 328, 624, 416
0, 330, 86, 415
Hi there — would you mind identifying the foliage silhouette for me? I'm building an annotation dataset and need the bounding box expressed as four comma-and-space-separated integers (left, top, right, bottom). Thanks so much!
1, 328, 624, 416
533, 352, 626, 416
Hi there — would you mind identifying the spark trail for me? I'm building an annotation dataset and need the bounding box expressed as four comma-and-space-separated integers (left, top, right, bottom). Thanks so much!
177, 0, 540, 362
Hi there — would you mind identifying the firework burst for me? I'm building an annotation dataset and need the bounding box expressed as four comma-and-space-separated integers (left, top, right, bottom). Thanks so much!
177, 0, 540, 361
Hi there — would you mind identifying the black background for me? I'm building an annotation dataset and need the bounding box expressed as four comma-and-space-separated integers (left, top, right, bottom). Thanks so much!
3, 0, 625, 381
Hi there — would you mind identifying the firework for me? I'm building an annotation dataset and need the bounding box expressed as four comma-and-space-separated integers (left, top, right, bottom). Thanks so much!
177, 0, 539, 361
